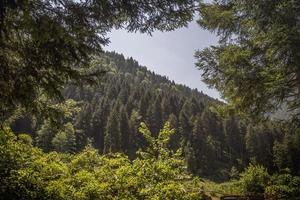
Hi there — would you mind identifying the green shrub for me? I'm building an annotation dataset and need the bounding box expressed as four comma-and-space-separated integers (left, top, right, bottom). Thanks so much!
239, 164, 270, 194
265, 174, 300, 200
0, 124, 204, 200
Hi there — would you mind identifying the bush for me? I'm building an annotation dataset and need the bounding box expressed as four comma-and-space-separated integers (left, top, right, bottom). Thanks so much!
0, 124, 204, 200
239, 164, 270, 194
265, 174, 300, 200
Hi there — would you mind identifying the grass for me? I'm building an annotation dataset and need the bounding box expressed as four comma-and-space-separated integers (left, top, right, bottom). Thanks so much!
199, 179, 242, 199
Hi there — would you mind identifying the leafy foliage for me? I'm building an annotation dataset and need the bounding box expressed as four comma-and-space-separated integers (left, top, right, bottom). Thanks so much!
203, 166, 300, 199
196, 0, 300, 120
0, 0, 197, 122
265, 173, 300, 200
0, 124, 204, 200
238, 164, 270, 194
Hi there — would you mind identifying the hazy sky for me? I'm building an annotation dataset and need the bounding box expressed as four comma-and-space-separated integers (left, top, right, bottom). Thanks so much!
105, 21, 221, 99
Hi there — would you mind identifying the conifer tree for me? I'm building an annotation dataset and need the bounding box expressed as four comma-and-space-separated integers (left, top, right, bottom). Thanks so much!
119, 106, 130, 153
36, 120, 57, 152
1, 0, 197, 122
196, 0, 300, 119
104, 105, 120, 153
168, 113, 180, 150
145, 96, 162, 137
178, 109, 192, 145
52, 123, 76, 153
128, 110, 143, 157
184, 141, 197, 174
224, 115, 243, 163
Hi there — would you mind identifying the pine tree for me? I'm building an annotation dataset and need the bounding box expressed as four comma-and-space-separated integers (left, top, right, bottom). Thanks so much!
168, 113, 180, 150
90, 107, 104, 151
36, 120, 57, 152
178, 109, 192, 146
139, 92, 150, 118
52, 123, 76, 153
119, 106, 130, 153
184, 141, 197, 174
104, 105, 121, 153
245, 124, 275, 169
146, 97, 162, 137
224, 115, 243, 164
128, 110, 143, 158
196, 0, 300, 119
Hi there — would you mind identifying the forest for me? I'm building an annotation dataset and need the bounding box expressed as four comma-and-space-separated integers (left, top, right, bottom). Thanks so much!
1, 0, 300, 200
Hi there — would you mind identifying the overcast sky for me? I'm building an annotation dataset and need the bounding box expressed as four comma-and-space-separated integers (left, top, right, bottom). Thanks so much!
105, 21, 221, 100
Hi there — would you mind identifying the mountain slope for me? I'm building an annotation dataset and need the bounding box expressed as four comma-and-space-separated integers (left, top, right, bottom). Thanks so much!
12, 51, 293, 180
61, 52, 245, 179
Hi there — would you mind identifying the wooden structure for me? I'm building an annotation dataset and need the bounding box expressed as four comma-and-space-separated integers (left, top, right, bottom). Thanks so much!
220, 195, 247, 200
220, 194, 265, 200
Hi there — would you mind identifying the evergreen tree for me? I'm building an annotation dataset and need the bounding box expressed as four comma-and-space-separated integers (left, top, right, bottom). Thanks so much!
52, 123, 76, 153
36, 120, 57, 152
146, 97, 162, 136
119, 106, 130, 153
178, 108, 192, 146
224, 115, 243, 164
139, 92, 150, 118
245, 124, 275, 169
1, 0, 196, 122
273, 125, 300, 175
184, 141, 197, 174
168, 113, 180, 150
128, 110, 143, 158
104, 105, 120, 153
196, 0, 300, 119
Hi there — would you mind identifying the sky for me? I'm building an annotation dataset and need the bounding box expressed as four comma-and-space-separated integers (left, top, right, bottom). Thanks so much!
104, 21, 221, 100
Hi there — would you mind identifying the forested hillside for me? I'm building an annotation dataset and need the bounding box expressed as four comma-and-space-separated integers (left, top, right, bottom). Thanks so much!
12, 52, 300, 180
2, 0, 300, 199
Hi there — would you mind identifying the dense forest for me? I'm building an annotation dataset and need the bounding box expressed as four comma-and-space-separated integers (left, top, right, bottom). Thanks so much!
11, 51, 300, 180
1, 0, 300, 199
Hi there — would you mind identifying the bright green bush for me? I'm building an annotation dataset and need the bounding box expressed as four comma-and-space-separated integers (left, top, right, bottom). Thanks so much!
265, 174, 300, 200
238, 164, 270, 194
0, 123, 203, 200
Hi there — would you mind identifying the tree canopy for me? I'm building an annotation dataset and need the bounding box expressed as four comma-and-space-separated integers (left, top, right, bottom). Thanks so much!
0, 0, 197, 122
195, 0, 300, 120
